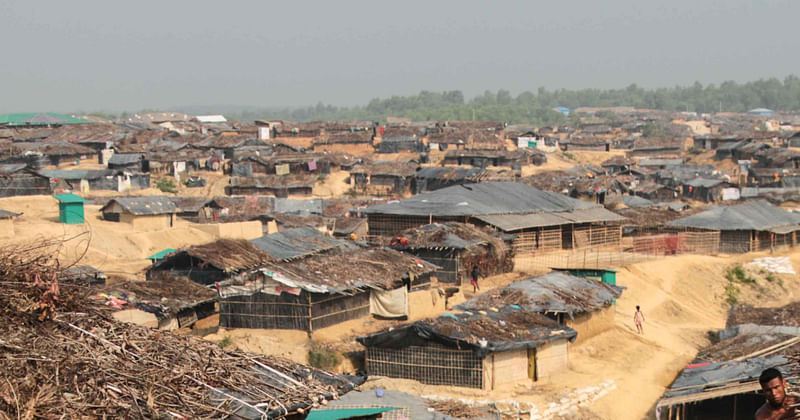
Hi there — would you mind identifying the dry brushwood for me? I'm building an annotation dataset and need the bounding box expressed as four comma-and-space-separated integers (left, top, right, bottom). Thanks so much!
0, 238, 360, 419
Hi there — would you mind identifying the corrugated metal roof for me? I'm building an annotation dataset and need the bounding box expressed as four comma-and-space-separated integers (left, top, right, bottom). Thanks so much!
100, 196, 178, 215
667, 200, 800, 231
0, 163, 28, 175
39, 169, 119, 180
475, 207, 625, 232
363, 182, 599, 217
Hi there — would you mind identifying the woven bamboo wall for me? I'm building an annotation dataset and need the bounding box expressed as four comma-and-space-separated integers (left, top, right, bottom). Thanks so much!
365, 345, 483, 389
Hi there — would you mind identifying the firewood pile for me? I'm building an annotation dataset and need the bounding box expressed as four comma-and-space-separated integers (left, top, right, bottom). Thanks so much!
0, 239, 361, 419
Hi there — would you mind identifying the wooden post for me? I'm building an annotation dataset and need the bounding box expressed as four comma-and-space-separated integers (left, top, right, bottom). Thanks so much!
732, 394, 737, 419
307, 293, 313, 335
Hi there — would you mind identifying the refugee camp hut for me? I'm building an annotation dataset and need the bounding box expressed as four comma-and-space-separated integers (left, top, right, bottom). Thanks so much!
627, 137, 686, 158
54, 193, 85, 224
441, 149, 546, 168
218, 245, 438, 332
412, 166, 486, 193
681, 178, 735, 203
39, 169, 150, 192
455, 271, 622, 345
332, 216, 368, 239
97, 277, 218, 330
376, 126, 425, 153
100, 196, 179, 230
0, 209, 20, 237
600, 155, 634, 174
357, 309, 577, 390
349, 161, 418, 195
148, 239, 271, 285
107, 152, 147, 171
656, 356, 793, 420
756, 147, 800, 169
363, 182, 626, 253
637, 158, 684, 170
0, 142, 96, 168
227, 174, 317, 197
630, 181, 678, 202
560, 137, 610, 152
0, 163, 50, 197
787, 131, 800, 148
667, 200, 800, 253
389, 222, 512, 284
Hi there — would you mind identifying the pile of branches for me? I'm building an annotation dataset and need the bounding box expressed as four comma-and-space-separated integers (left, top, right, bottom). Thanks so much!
0, 239, 361, 419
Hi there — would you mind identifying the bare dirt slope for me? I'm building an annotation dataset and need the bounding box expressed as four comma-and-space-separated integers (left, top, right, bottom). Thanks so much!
0, 196, 219, 280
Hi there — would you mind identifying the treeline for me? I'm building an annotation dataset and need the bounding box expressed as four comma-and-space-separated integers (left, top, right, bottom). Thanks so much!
217, 75, 800, 125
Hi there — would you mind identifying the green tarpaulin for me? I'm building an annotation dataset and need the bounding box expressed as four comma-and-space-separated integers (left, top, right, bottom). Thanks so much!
305, 407, 398, 420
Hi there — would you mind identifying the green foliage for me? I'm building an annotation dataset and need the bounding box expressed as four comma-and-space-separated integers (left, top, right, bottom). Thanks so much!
765, 273, 783, 286
563, 152, 575, 160
726, 265, 755, 284
344, 187, 358, 198
307, 343, 341, 370
156, 178, 178, 194
213, 74, 800, 125
724, 283, 739, 306
219, 336, 232, 348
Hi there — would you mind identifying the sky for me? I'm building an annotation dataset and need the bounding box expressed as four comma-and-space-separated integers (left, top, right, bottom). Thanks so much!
1, 0, 798, 113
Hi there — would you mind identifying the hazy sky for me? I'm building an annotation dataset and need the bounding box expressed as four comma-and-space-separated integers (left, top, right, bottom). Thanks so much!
1, 0, 798, 113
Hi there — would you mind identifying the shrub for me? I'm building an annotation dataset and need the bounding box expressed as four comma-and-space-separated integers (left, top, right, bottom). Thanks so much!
156, 178, 178, 194
219, 336, 232, 348
724, 283, 739, 306
725, 265, 755, 284
308, 343, 341, 370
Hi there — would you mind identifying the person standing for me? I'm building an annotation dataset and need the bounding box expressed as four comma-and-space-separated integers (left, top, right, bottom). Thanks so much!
470, 265, 482, 293
756, 368, 796, 419
634, 305, 645, 334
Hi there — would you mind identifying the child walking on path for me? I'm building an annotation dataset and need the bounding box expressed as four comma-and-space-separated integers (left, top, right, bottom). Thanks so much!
634, 305, 645, 334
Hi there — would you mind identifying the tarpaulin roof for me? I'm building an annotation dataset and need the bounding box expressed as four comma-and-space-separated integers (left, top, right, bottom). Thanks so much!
249, 227, 347, 261
660, 355, 789, 403
684, 178, 725, 188
107, 153, 144, 165
0, 209, 20, 219
666, 200, 800, 231
455, 271, 623, 318
474, 207, 626, 232
100, 196, 178, 215
622, 195, 656, 208
362, 182, 599, 217
0, 112, 91, 126
39, 169, 122, 180
356, 308, 577, 357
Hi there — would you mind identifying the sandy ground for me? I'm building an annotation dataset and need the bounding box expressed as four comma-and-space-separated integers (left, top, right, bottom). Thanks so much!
523, 150, 626, 176
202, 249, 800, 419
0, 195, 221, 280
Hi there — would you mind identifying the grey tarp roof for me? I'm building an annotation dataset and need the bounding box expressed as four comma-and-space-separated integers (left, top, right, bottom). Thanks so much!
684, 177, 725, 188
622, 195, 656, 208
639, 158, 684, 167
0, 163, 28, 175
362, 182, 599, 217
455, 271, 623, 318
39, 169, 121, 180
0, 209, 21, 219
99, 196, 179, 215
666, 200, 800, 231
474, 207, 626, 232
660, 355, 789, 401
249, 227, 347, 261
108, 153, 144, 165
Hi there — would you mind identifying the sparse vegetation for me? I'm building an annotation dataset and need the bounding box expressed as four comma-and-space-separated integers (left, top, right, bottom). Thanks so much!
219, 336, 232, 348
724, 282, 740, 306
725, 265, 756, 284
563, 152, 575, 161
156, 178, 179, 194
307, 342, 341, 370
344, 187, 358, 198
